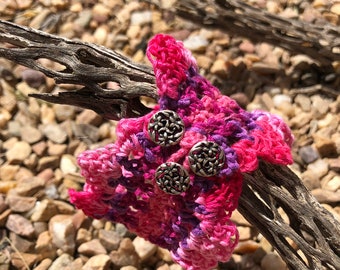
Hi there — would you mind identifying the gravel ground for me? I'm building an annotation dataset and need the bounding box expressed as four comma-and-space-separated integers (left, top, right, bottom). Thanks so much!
0, 1, 339, 270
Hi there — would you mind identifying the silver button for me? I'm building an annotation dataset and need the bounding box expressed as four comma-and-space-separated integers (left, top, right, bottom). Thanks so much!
188, 141, 225, 177
148, 110, 184, 147
155, 162, 190, 195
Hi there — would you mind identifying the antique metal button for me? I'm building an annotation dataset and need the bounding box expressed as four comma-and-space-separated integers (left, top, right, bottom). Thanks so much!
155, 162, 190, 195
188, 141, 225, 177
148, 110, 184, 147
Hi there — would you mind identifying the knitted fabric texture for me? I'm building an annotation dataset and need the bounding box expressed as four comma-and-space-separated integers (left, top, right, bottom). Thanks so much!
70, 34, 294, 270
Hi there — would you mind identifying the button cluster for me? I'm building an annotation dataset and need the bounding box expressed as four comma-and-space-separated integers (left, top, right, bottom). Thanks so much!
149, 110, 225, 195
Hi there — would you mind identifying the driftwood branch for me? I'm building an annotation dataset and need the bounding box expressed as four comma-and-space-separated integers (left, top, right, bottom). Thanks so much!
0, 20, 157, 120
150, 0, 340, 68
0, 19, 340, 270
240, 161, 340, 270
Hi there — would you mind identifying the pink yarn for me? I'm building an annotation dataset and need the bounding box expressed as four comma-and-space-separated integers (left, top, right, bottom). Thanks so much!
70, 34, 293, 270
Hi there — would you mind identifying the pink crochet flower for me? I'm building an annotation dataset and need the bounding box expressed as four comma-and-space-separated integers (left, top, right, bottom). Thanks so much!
70, 34, 293, 270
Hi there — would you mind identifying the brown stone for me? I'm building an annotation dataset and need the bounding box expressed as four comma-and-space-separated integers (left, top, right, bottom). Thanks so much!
110, 238, 140, 268
6, 214, 35, 238
0, 181, 17, 194
313, 135, 337, 158
132, 236, 157, 262
234, 240, 261, 254
36, 155, 60, 171
0, 208, 12, 227
20, 125, 43, 144
5, 141, 32, 164
76, 228, 92, 246
48, 253, 73, 270
0, 164, 20, 182
9, 233, 34, 253
35, 231, 57, 259
14, 177, 45, 196
237, 226, 253, 241
34, 258, 53, 270
53, 200, 75, 215
312, 189, 340, 203
47, 141, 67, 156
261, 252, 287, 270
78, 239, 107, 256
210, 59, 228, 78
53, 104, 76, 122
42, 123, 68, 144
0, 194, 8, 213
82, 254, 111, 270
49, 214, 76, 254
99, 229, 122, 251
31, 199, 59, 222
11, 253, 39, 270
32, 141, 47, 156
6, 195, 36, 212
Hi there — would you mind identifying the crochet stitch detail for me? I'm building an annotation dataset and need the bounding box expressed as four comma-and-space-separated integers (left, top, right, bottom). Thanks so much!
70, 34, 293, 270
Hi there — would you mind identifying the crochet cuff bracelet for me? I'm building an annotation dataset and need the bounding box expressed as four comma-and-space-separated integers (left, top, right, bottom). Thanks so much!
70, 34, 294, 270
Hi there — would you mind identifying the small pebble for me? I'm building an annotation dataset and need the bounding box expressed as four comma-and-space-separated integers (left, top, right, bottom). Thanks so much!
82, 254, 111, 270
261, 252, 286, 270
6, 214, 35, 238
6, 141, 32, 164
42, 124, 68, 144
78, 239, 107, 256
48, 253, 74, 270
183, 35, 209, 52
298, 145, 319, 164
49, 214, 76, 254
132, 236, 157, 262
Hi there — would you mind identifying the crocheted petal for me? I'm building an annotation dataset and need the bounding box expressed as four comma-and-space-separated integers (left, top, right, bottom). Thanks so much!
252, 116, 294, 165
173, 221, 238, 270
253, 110, 294, 147
69, 188, 109, 219
232, 139, 259, 173
146, 34, 198, 99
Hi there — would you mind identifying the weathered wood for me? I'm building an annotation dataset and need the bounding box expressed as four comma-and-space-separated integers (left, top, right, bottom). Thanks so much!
0, 20, 157, 120
149, 0, 340, 68
239, 161, 340, 270
0, 19, 339, 270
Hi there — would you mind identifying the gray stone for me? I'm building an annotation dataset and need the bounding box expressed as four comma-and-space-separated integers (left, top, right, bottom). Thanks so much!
99, 229, 122, 251
298, 145, 319, 164
72, 123, 100, 143
42, 124, 68, 144
21, 69, 46, 88
48, 253, 73, 270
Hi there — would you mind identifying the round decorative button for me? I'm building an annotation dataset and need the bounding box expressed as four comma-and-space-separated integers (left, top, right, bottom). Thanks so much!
188, 141, 225, 177
148, 110, 185, 147
155, 162, 190, 195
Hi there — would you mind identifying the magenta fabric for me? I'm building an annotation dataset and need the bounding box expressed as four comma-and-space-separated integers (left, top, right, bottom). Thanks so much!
70, 34, 293, 270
